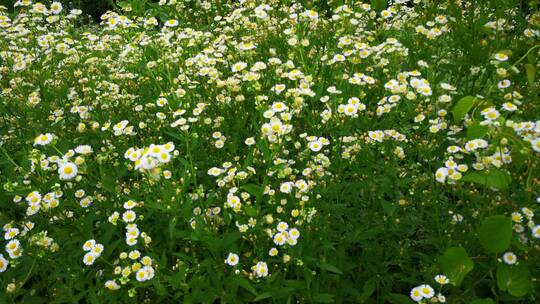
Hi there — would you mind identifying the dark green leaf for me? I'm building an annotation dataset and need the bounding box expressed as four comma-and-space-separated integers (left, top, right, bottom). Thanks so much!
524, 64, 536, 88
478, 215, 512, 254
242, 184, 263, 200
244, 205, 258, 217
510, 148, 528, 169
462, 169, 512, 189
453, 96, 478, 122
466, 123, 489, 140
496, 264, 530, 297
439, 247, 474, 286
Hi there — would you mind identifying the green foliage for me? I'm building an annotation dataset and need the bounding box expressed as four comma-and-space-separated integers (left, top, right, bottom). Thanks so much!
478, 216, 513, 254
462, 169, 512, 189
438, 247, 474, 286
466, 123, 489, 140
524, 63, 536, 87
496, 264, 531, 297
452, 96, 479, 122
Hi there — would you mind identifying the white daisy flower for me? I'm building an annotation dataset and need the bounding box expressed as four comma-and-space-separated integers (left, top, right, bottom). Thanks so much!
34, 133, 54, 146
83, 252, 97, 266
164, 19, 178, 27
532, 225, 540, 238
104, 280, 120, 290
531, 139, 540, 153
276, 222, 289, 232
308, 140, 323, 152
58, 162, 78, 180
83, 239, 96, 251
0, 254, 8, 272
502, 252, 517, 265
225, 253, 239, 266
410, 287, 423, 302
254, 261, 268, 278
50, 1, 62, 14
434, 274, 449, 285
494, 53, 509, 61
419, 284, 435, 298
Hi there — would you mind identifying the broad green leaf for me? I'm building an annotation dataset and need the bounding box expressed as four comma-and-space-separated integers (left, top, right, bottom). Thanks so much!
453, 96, 478, 122
371, 0, 388, 12
318, 262, 343, 275
244, 205, 258, 217
218, 231, 241, 250
510, 149, 528, 169
242, 183, 264, 205
241, 184, 263, 198
478, 215, 512, 254
99, 166, 116, 193
439, 247, 474, 286
524, 64, 536, 88
527, 51, 536, 64
496, 264, 531, 297
256, 141, 273, 164
462, 169, 512, 189
466, 123, 489, 139
116, 1, 130, 9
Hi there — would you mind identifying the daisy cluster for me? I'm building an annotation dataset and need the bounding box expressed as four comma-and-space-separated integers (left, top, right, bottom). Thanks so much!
124, 142, 176, 173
